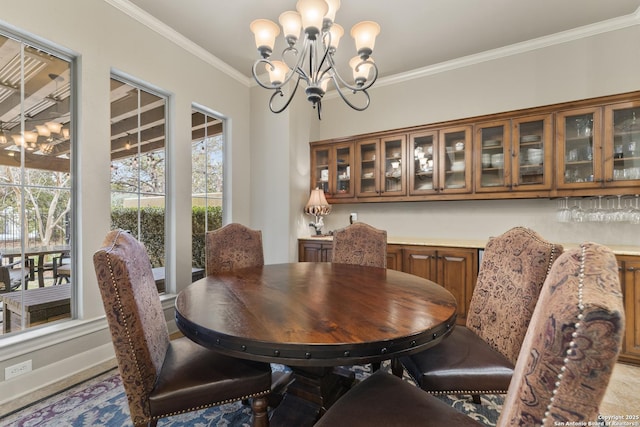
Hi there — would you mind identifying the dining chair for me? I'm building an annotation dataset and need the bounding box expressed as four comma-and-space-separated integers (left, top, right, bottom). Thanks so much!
205, 223, 264, 275
315, 242, 625, 426
52, 251, 71, 285
0, 252, 32, 293
93, 229, 274, 427
398, 226, 562, 403
332, 222, 387, 268
331, 222, 387, 373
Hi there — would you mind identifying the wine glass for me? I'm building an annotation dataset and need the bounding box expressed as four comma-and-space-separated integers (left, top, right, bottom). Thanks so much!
570, 198, 584, 223
556, 197, 571, 223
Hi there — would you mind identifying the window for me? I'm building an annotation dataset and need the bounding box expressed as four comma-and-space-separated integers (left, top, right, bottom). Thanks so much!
0, 32, 75, 335
109, 76, 167, 286
191, 108, 224, 268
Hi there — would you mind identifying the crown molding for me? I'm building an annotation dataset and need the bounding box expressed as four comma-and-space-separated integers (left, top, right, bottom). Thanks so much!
371, 7, 640, 91
104, 0, 252, 87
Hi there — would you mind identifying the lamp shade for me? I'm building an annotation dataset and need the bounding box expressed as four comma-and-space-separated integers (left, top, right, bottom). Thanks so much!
324, 0, 341, 25
250, 19, 280, 53
304, 188, 332, 216
266, 60, 290, 85
327, 23, 344, 51
351, 21, 380, 57
296, 0, 328, 37
279, 11, 302, 41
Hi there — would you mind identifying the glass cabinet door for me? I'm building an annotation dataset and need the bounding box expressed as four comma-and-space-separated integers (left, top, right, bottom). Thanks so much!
409, 131, 437, 194
380, 135, 406, 196
356, 139, 379, 197
556, 107, 602, 188
512, 114, 552, 191
311, 146, 330, 194
604, 101, 640, 188
331, 143, 354, 198
440, 126, 471, 192
475, 120, 510, 192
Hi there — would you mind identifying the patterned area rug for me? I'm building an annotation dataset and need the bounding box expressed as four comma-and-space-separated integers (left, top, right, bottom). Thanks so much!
0, 364, 503, 426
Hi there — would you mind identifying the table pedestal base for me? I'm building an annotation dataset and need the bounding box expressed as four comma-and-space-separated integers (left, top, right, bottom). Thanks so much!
269, 366, 357, 426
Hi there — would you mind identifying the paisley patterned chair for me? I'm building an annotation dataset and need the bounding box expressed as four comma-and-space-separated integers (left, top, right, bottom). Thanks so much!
205, 223, 264, 275
316, 242, 625, 427
399, 226, 562, 403
332, 222, 387, 268
94, 230, 273, 427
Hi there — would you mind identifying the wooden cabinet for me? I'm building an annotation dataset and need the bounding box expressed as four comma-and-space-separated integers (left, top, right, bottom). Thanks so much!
401, 246, 477, 325
617, 255, 640, 364
409, 126, 472, 195
356, 135, 407, 198
474, 114, 553, 192
311, 91, 640, 203
604, 101, 640, 188
556, 106, 604, 189
298, 239, 332, 262
310, 142, 354, 200
386, 244, 403, 271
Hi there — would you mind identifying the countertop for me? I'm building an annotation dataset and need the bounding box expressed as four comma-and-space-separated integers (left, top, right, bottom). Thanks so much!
299, 236, 640, 256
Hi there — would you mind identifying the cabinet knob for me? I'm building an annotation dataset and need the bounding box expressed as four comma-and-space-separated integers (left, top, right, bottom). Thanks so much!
629, 267, 637, 272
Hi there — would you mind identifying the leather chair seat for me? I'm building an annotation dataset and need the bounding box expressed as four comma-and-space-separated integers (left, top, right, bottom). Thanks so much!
400, 326, 513, 395
315, 371, 481, 427
149, 337, 272, 418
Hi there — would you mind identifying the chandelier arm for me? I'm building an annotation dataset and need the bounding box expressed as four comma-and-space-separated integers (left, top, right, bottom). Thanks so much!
332, 76, 371, 112
269, 76, 303, 114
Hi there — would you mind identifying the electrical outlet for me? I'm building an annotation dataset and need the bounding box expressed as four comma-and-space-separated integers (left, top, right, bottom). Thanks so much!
350, 212, 358, 223
5, 360, 32, 380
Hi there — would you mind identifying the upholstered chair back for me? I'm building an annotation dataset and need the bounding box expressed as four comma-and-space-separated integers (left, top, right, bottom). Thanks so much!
467, 226, 562, 364
499, 242, 624, 426
93, 230, 169, 424
205, 223, 264, 275
332, 223, 387, 268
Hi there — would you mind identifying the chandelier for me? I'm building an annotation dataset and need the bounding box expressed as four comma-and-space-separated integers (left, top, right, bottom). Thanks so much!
250, 0, 380, 119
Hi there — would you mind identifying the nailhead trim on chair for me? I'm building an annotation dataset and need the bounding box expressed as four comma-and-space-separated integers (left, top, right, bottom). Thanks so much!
105, 231, 272, 426
147, 390, 271, 424
540, 244, 586, 427
104, 230, 155, 405
426, 389, 509, 396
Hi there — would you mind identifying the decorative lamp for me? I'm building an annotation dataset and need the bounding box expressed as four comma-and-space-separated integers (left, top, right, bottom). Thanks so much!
250, 0, 380, 119
304, 188, 332, 235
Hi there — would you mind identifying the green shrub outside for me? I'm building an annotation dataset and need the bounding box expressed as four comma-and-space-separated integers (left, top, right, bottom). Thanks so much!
111, 206, 221, 268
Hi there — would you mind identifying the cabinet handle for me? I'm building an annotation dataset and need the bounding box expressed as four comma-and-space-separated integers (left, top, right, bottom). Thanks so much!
629, 267, 637, 272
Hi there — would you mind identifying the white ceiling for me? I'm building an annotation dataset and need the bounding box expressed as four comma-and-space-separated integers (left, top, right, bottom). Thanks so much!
123, 0, 640, 82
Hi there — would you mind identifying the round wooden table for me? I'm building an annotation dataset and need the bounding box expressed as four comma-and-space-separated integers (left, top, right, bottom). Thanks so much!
175, 262, 457, 367
176, 262, 457, 425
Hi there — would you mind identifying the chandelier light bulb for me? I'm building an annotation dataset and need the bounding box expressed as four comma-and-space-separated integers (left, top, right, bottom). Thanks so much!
351, 21, 380, 59
350, 56, 374, 86
323, 0, 341, 28
279, 11, 301, 45
46, 121, 63, 134
36, 125, 51, 137
266, 61, 290, 86
23, 130, 38, 144
327, 23, 343, 52
250, 19, 280, 58
296, 0, 328, 39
